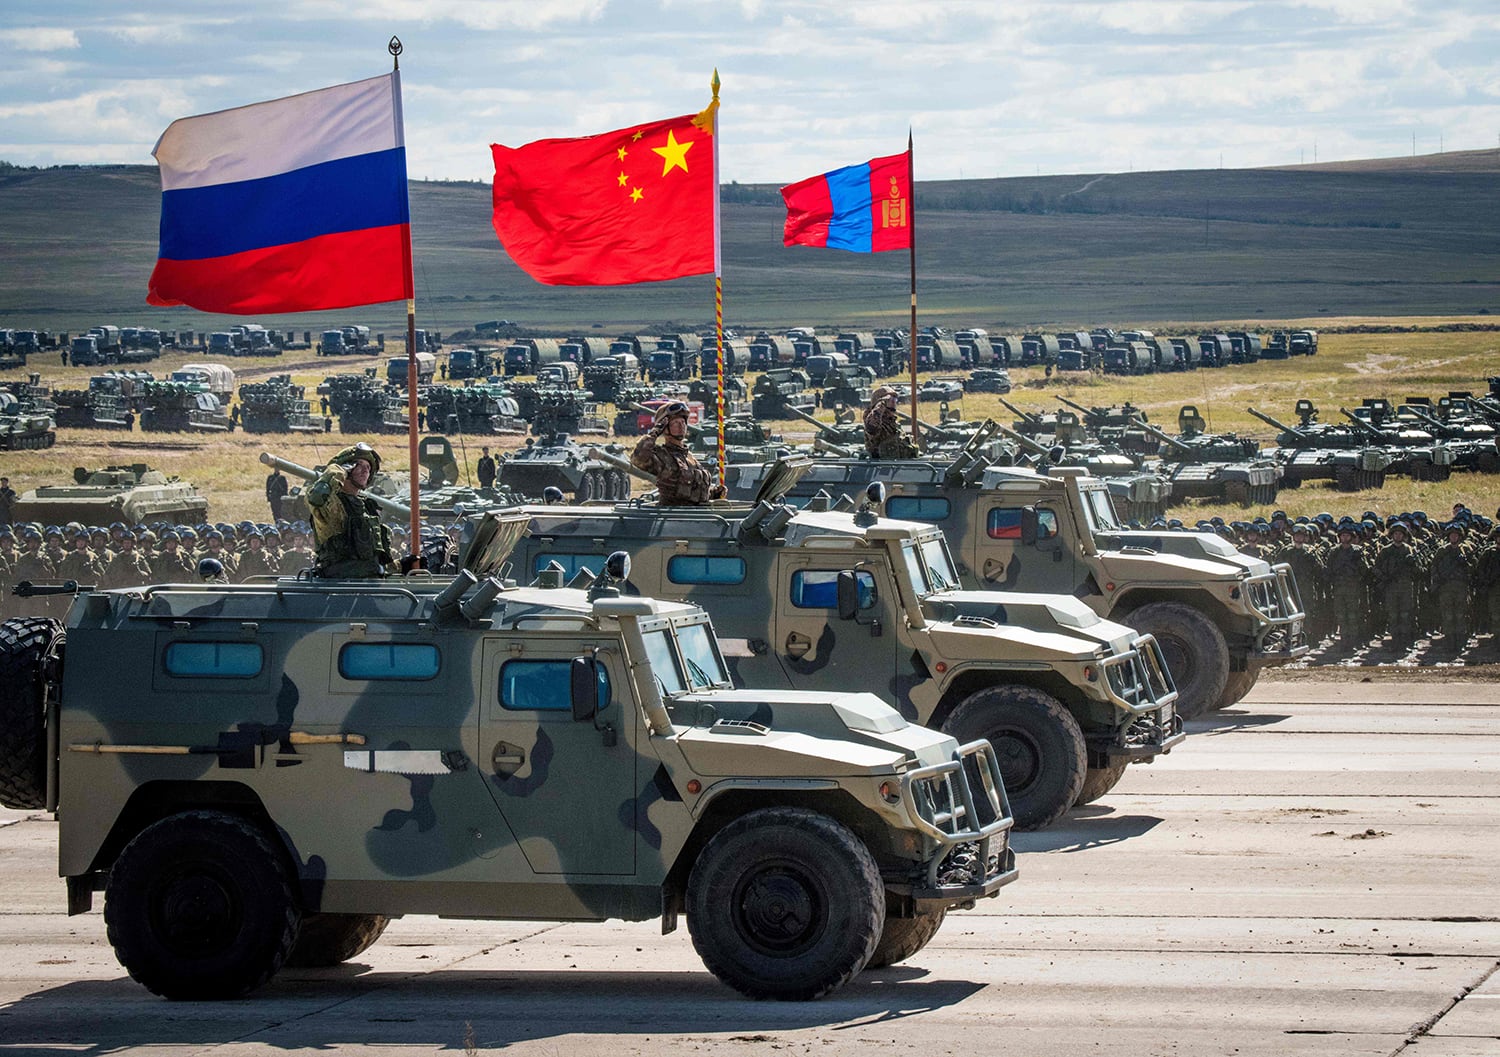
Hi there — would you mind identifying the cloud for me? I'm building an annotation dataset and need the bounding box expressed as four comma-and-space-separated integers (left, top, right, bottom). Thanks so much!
0, 27, 80, 51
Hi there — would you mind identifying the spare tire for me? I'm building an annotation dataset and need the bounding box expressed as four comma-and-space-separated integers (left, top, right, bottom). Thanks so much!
0, 617, 65, 810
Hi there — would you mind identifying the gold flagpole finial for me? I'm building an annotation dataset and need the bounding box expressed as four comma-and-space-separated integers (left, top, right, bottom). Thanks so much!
712, 68, 720, 101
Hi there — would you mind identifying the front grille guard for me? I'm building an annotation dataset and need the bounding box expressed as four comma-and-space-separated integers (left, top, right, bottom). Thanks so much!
1102, 634, 1179, 714
902, 739, 1014, 890
1245, 565, 1306, 627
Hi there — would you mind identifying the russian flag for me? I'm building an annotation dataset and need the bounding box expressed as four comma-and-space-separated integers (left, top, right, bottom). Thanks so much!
147, 72, 413, 314
781, 151, 912, 253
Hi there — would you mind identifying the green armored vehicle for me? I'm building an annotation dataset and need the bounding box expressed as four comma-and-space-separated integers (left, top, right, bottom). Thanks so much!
0, 391, 56, 450
0, 537, 1016, 1001
12, 464, 209, 525
724, 460, 1306, 718
507, 484, 1182, 830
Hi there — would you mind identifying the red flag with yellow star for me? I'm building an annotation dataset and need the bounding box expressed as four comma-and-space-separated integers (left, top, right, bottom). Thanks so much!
490, 108, 716, 286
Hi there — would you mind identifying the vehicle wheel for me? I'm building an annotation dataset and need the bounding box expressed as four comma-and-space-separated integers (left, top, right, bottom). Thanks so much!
1074, 760, 1129, 806
1215, 667, 1257, 710
575, 472, 597, 503
611, 469, 630, 500
285, 913, 390, 967
105, 811, 300, 1000
866, 909, 946, 969
686, 807, 883, 1000
1128, 601, 1229, 720
942, 685, 1086, 830
0, 617, 65, 810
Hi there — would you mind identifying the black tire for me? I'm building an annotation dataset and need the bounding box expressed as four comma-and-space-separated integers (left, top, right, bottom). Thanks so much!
286, 913, 390, 968
1075, 760, 1129, 806
575, 472, 596, 503
1129, 601, 1229, 720
105, 811, 300, 1000
613, 469, 631, 500
687, 807, 883, 1000
0, 617, 64, 810
1215, 667, 1257, 711
866, 909, 946, 969
942, 685, 1086, 830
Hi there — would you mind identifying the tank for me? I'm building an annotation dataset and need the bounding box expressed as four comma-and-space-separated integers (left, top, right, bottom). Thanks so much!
1246, 402, 1395, 491
0, 392, 56, 450
751, 369, 816, 418
11, 464, 209, 525
1140, 406, 1281, 506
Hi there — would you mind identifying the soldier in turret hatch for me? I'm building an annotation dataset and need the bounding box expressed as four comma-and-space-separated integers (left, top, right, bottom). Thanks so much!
863, 386, 918, 459
631, 401, 723, 506
306, 443, 398, 578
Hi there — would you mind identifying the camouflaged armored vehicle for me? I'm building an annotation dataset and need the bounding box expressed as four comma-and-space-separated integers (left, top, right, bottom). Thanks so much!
499, 436, 630, 502
0, 391, 56, 450
0, 530, 1016, 1001
1246, 403, 1395, 491
11, 465, 209, 525
724, 459, 1305, 719
507, 485, 1182, 830
1139, 407, 1281, 506
237, 375, 323, 434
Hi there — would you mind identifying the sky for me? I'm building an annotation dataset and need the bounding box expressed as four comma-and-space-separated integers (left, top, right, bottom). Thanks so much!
1, 1, 1497, 184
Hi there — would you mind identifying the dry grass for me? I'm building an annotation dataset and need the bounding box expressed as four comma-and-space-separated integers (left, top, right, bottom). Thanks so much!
5, 327, 1500, 524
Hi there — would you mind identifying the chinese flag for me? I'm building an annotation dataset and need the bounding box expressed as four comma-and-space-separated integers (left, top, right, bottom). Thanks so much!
491, 109, 716, 286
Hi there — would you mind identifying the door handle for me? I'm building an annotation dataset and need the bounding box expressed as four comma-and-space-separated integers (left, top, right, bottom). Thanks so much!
492, 741, 525, 774
784, 631, 811, 659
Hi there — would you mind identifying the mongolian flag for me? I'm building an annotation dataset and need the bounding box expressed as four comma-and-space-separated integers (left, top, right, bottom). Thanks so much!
781, 151, 911, 253
147, 72, 413, 314
490, 107, 717, 286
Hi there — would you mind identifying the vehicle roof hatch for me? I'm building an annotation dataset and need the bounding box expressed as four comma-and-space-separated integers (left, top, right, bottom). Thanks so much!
752, 456, 815, 506
461, 511, 532, 578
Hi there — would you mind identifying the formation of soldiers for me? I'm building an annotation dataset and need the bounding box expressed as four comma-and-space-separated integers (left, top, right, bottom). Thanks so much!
1147, 505, 1500, 652
0, 517, 463, 618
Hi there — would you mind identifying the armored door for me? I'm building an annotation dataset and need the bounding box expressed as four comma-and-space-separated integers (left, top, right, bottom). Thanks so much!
479, 639, 638, 875
973, 501, 1081, 594
771, 553, 898, 697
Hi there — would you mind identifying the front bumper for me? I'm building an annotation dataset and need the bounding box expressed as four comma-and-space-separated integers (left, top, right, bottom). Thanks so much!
1244, 563, 1310, 666
901, 739, 1018, 903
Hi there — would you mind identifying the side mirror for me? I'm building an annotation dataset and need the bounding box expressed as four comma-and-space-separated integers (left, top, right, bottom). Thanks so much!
836, 570, 861, 620
1020, 506, 1039, 545
570, 656, 598, 723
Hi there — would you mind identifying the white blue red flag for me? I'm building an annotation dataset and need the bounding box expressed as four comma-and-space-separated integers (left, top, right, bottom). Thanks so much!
147, 72, 413, 314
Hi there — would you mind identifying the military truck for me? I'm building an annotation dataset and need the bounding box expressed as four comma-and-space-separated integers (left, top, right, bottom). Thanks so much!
509, 485, 1181, 831
386, 351, 436, 388
446, 346, 502, 380
504, 337, 563, 376
750, 333, 800, 371
0, 543, 1015, 1000
723, 459, 1305, 717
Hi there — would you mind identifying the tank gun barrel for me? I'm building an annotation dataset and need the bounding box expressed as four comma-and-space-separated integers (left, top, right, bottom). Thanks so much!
990, 419, 1048, 455
1054, 395, 1096, 418
1402, 405, 1449, 432
258, 451, 412, 519
1339, 407, 1382, 435
997, 396, 1038, 423
813, 435, 858, 458
895, 408, 959, 440
1136, 419, 1193, 452
1245, 406, 1301, 436
782, 402, 841, 436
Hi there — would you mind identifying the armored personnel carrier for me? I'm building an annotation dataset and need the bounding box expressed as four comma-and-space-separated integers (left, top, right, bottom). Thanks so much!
752, 368, 816, 418
723, 457, 1304, 718
238, 375, 323, 434
506, 489, 1181, 831
0, 391, 56, 449
498, 436, 631, 502
0, 541, 1015, 1000
139, 381, 235, 433
1139, 407, 1281, 505
1246, 402, 1394, 490
11, 464, 209, 525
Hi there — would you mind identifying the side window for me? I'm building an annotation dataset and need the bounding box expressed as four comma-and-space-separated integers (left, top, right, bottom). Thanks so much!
668, 555, 747, 585
339, 643, 440, 681
887, 496, 951, 522
533, 553, 606, 579
986, 507, 1058, 541
790, 569, 876, 609
500, 659, 610, 712
164, 641, 263, 678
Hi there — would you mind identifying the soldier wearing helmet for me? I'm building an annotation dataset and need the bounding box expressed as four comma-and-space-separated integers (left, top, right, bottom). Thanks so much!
306, 443, 397, 578
630, 402, 724, 506
1372, 521, 1421, 649
1428, 521, 1474, 650
863, 386, 918, 459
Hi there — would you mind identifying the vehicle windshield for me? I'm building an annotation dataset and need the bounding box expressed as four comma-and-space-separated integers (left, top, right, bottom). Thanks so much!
1079, 486, 1122, 534
900, 541, 929, 596
642, 629, 686, 696
919, 536, 960, 591
676, 621, 729, 690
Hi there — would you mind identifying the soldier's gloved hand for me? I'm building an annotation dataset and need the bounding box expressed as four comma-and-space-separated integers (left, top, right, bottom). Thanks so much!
710, 484, 726, 500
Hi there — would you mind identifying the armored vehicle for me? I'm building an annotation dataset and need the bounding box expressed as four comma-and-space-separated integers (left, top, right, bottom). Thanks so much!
821, 364, 877, 409
752, 369, 816, 418
238, 375, 323, 434
0, 542, 1015, 1000
964, 368, 1012, 395
338, 384, 408, 435
1246, 403, 1395, 490
918, 377, 966, 403
139, 381, 235, 433
724, 459, 1304, 718
529, 389, 609, 436
581, 358, 638, 404
508, 492, 1181, 831
11, 464, 209, 525
0, 392, 56, 449
688, 375, 749, 419
1340, 402, 1454, 481
1392, 400, 1500, 473
989, 420, 1172, 523
498, 436, 631, 502
52, 373, 147, 429
427, 384, 525, 436
783, 403, 868, 451
1139, 407, 1281, 505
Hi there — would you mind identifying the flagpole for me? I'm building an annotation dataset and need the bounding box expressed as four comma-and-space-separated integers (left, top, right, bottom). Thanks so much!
907, 128, 918, 445
391, 36, 420, 556
710, 69, 726, 489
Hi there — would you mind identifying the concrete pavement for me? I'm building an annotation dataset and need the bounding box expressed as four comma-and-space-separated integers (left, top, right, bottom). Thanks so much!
0, 680, 1495, 1056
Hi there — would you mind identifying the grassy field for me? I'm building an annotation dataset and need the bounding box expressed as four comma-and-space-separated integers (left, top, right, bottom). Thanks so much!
4, 328, 1500, 526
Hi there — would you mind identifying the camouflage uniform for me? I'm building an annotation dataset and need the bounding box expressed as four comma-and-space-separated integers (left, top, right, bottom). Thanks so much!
1278, 530, 1327, 640
150, 541, 196, 582
630, 404, 722, 506
307, 444, 397, 578
11, 538, 56, 584
234, 538, 277, 582
1472, 531, 1500, 636
1370, 528, 1421, 648
863, 387, 918, 459
56, 540, 106, 586
1428, 529, 1474, 646
104, 541, 153, 589
1323, 532, 1368, 644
